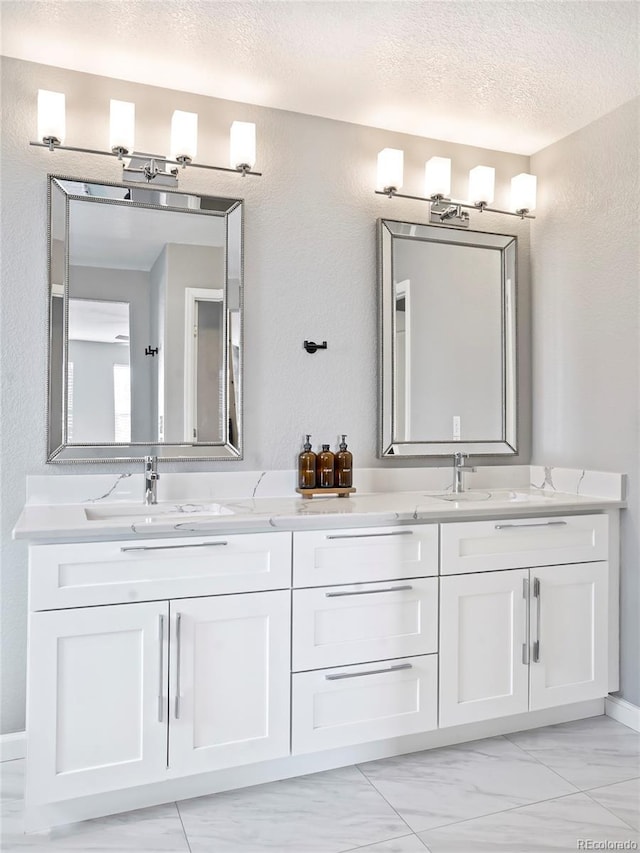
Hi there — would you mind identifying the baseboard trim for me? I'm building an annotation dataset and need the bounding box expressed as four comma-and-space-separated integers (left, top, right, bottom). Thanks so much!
605, 695, 640, 732
0, 731, 26, 762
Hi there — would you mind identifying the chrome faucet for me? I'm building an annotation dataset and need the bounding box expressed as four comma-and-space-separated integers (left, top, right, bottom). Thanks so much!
144, 455, 160, 505
453, 452, 476, 493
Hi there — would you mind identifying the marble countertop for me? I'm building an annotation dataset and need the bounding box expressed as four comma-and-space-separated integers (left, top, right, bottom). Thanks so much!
13, 486, 625, 543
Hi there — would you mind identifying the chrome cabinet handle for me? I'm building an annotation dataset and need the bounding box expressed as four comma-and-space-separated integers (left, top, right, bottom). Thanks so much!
325, 663, 412, 681
121, 541, 228, 552
522, 578, 530, 665
325, 584, 413, 598
174, 612, 182, 719
494, 521, 567, 530
158, 614, 165, 722
325, 531, 414, 540
532, 577, 541, 663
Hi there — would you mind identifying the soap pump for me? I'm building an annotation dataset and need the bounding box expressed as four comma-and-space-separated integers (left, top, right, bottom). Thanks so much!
335, 434, 353, 487
298, 435, 317, 489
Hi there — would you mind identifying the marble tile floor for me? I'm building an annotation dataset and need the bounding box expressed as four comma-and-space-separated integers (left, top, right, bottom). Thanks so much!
1, 716, 638, 853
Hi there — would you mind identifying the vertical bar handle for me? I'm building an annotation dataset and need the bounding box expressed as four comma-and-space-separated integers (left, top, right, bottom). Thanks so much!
532, 577, 541, 663
174, 612, 182, 719
158, 614, 165, 722
522, 578, 530, 665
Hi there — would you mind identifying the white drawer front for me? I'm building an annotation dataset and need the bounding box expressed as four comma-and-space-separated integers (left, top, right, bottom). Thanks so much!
292, 655, 437, 754
293, 525, 438, 588
29, 532, 292, 610
440, 514, 608, 575
292, 577, 438, 671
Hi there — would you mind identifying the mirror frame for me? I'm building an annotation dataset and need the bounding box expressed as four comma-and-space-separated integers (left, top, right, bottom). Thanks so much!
47, 174, 244, 463
378, 218, 518, 459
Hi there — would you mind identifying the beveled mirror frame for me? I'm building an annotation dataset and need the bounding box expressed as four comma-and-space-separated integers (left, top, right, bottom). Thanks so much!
47, 174, 244, 462
378, 218, 518, 458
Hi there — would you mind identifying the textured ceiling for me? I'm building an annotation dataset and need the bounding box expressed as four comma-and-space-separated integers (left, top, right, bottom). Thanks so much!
2, 0, 638, 155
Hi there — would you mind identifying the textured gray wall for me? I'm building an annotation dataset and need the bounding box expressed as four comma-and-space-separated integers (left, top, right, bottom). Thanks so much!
0, 58, 533, 734
531, 98, 640, 706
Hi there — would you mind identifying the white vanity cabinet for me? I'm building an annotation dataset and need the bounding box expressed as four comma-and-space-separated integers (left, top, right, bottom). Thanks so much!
291, 525, 439, 753
26, 533, 292, 805
439, 514, 610, 728
20, 502, 619, 831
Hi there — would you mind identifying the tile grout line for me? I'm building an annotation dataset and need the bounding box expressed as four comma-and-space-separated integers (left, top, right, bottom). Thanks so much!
582, 786, 640, 833
502, 731, 589, 792
175, 800, 193, 853
340, 831, 431, 853
415, 789, 592, 836
352, 763, 422, 843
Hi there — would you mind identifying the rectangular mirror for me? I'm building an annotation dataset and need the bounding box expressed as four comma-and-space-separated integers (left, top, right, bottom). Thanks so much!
48, 176, 243, 461
379, 219, 517, 458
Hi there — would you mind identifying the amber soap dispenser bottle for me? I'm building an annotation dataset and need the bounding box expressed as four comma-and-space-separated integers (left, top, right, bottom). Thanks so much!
335, 434, 353, 487
298, 435, 317, 488
316, 444, 335, 488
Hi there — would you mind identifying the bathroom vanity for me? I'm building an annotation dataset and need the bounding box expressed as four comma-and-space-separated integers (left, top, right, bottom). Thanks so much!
14, 468, 624, 831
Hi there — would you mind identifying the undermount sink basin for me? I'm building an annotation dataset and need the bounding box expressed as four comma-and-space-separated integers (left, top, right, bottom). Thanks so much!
84, 502, 235, 522
431, 490, 553, 503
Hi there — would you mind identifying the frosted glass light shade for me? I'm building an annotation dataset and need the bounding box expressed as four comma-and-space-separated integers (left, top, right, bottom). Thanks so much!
171, 110, 198, 162
511, 173, 537, 212
376, 148, 404, 191
109, 100, 135, 154
37, 90, 65, 144
425, 156, 451, 198
468, 165, 495, 205
230, 121, 256, 170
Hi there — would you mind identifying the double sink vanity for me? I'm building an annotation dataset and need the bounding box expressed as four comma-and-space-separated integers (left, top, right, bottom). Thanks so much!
17, 173, 623, 831
14, 465, 625, 831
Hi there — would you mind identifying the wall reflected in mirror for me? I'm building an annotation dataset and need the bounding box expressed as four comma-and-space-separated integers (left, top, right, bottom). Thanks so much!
48, 177, 243, 461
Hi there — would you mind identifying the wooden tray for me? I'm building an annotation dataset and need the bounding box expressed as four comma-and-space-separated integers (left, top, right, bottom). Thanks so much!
296, 487, 356, 500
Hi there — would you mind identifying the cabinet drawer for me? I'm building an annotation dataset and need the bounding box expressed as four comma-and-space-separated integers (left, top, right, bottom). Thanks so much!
293, 525, 438, 588
440, 514, 608, 575
29, 532, 292, 610
292, 655, 437, 754
292, 577, 437, 671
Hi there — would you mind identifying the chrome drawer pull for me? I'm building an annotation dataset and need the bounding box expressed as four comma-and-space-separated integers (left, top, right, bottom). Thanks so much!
121, 541, 228, 552
532, 577, 541, 663
494, 521, 567, 531
325, 531, 414, 540
174, 612, 182, 719
522, 578, 530, 665
325, 585, 413, 598
158, 614, 165, 722
325, 663, 413, 681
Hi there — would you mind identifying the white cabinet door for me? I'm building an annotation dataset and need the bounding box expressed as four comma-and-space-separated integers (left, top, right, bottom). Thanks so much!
27, 601, 169, 803
529, 562, 608, 710
168, 590, 291, 774
292, 577, 438, 671
292, 655, 438, 754
439, 569, 529, 727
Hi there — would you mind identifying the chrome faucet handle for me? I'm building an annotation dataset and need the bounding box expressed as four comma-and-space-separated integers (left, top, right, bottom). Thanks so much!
144, 455, 160, 480
144, 456, 160, 505
453, 452, 476, 476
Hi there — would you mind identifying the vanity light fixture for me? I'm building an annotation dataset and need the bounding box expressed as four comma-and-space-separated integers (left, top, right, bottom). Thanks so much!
230, 121, 256, 172
376, 148, 535, 224
109, 100, 135, 157
376, 148, 404, 193
31, 90, 262, 186
37, 90, 66, 150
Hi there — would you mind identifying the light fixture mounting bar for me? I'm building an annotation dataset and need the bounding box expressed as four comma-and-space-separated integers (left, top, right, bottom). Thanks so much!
374, 189, 535, 220
29, 142, 262, 176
